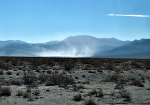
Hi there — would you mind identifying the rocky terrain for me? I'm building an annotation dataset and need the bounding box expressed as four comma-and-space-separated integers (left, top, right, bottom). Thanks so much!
0, 57, 150, 105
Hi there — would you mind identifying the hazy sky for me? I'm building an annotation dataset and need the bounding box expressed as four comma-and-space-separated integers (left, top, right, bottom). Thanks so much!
0, 0, 150, 43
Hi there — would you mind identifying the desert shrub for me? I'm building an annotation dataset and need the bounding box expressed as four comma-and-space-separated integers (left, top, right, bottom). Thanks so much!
0, 61, 9, 70
130, 61, 144, 69
89, 89, 104, 97
10, 79, 23, 86
46, 89, 50, 92
102, 72, 123, 83
82, 75, 85, 78
42, 70, 45, 73
89, 89, 97, 95
73, 85, 85, 92
119, 89, 131, 102
35, 69, 40, 72
83, 99, 97, 105
0, 86, 11, 96
28, 95, 34, 101
115, 83, 124, 90
46, 70, 52, 74
45, 81, 55, 86
26, 86, 32, 93
6, 71, 12, 75
33, 90, 40, 96
95, 90, 104, 97
16, 90, 23, 96
88, 70, 96, 74
105, 63, 115, 70
130, 80, 144, 87
82, 81, 90, 84
75, 76, 79, 79
23, 71, 38, 88
23, 92, 31, 98
73, 93, 82, 101
0, 70, 4, 75
16, 72, 20, 76
18, 67, 22, 70
44, 74, 75, 86
38, 74, 48, 83
64, 62, 74, 71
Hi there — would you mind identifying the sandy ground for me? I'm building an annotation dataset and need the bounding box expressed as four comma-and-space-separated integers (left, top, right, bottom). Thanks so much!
1, 69, 150, 105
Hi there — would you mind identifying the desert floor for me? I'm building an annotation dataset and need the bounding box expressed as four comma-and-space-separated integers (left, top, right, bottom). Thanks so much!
0, 57, 150, 105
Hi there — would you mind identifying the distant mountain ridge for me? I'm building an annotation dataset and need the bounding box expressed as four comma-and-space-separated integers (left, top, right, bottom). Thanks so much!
95, 39, 150, 59
0, 35, 149, 58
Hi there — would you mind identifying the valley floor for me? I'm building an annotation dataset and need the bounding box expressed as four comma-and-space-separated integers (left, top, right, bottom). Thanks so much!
0, 57, 150, 105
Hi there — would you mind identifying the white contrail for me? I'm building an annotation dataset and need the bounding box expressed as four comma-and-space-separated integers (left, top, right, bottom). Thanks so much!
107, 14, 150, 18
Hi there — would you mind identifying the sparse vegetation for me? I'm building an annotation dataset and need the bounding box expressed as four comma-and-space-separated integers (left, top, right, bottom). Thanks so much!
89, 88, 104, 97
33, 90, 40, 96
83, 98, 97, 105
119, 89, 131, 102
130, 79, 144, 87
0, 70, 4, 75
0, 86, 11, 96
16, 90, 23, 96
0, 57, 149, 104
6, 71, 12, 75
44, 74, 75, 86
23, 91, 31, 98
73, 85, 85, 92
73, 93, 82, 101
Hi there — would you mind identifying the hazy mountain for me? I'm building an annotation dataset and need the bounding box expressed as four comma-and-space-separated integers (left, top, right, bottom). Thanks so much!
0, 40, 27, 47
0, 35, 130, 57
37, 35, 130, 57
0, 43, 39, 56
3, 36, 150, 58
96, 39, 150, 59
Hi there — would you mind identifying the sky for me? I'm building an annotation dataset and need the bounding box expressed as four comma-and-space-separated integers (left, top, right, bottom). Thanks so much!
0, 0, 150, 43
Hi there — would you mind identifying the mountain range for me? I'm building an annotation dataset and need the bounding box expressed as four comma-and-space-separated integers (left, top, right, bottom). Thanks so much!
0, 35, 149, 59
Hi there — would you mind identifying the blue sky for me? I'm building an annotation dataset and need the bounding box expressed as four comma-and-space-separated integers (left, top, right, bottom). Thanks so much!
0, 0, 150, 43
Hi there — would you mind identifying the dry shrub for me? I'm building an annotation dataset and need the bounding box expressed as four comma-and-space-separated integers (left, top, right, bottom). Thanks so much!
103, 72, 127, 84
83, 98, 97, 105
23, 71, 37, 85
6, 71, 12, 75
26, 86, 32, 93
16, 90, 23, 96
115, 83, 124, 90
73, 85, 85, 92
33, 90, 40, 96
64, 61, 74, 71
28, 95, 34, 101
38, 74, 48, 83
73, 93, 82, 101
0, 70, 4, 75
89, 88, 104, 97
130, 79, 144, 87
88, 70, 96, 74
44, 74, 75, 86
10, 79, 23, 86
16, 72, 20, 76
23, 91, 31, 98
119, 89, 131, 102
45, 81, 55, 86
130, 61, 145, 69
89, 89, 97, 95
46, 70, 52, 74
103, 73, 119, 83
0, 86, 11, 96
